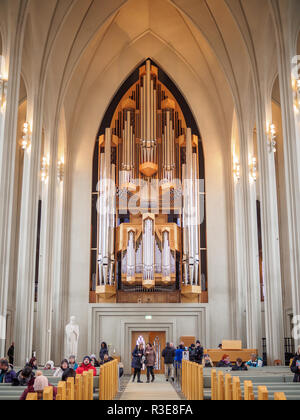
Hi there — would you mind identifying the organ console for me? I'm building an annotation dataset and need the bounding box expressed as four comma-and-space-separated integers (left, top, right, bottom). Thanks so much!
93, 60, 205, 303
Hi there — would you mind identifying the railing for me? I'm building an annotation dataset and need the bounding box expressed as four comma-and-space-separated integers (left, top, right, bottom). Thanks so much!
210, 369, 287, 401
99, 359, 119, 400
181, 360, 204, 400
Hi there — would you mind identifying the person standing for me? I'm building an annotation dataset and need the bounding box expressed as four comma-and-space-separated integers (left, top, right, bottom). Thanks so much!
162, 342, 175, 382
145, 343, 156, 383
7, 342, 14, 366
132, 344, 144, 383
195, 340, 204, 364
99, 342, 109, 362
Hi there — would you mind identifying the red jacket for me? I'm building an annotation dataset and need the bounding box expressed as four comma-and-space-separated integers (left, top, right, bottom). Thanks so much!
76, 363, 97, 376
20, 377, 57, 400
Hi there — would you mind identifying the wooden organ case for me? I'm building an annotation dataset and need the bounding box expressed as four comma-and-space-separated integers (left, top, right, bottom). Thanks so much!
90, 60, 207, 304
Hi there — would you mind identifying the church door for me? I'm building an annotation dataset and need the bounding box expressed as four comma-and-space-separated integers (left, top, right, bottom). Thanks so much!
131, 331, 166, 374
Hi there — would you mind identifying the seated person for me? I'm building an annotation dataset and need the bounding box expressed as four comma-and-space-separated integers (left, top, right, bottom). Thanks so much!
20, 371, 57, 400
90, 354, 100, 367
27, 357, 38, 370
62, 368, 77, 382
68, 355, 78, 371
76, 356, 97, 376
54, 359, 69, 378
232, 358, 248, 371
217, 354, 232, 368
246, 353, 263, 368
202, 354, 214, 368
13, 366, 35, 387
100, 354, 114, 365
0, 358, 16, 383
44, 361, 55, 371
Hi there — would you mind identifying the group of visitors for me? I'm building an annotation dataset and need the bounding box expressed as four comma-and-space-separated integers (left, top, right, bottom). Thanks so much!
0, 340, 117, 400
130, 340, 271, 385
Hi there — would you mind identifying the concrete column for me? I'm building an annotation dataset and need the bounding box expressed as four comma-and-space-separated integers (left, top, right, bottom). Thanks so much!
256, 102, 285, 364
270, 0, 300, 348
14, 91, 43, 366
234, 123, 262, 352
241, 140, 262, 352
0, 0, 28, 357
51, 176, 67, 365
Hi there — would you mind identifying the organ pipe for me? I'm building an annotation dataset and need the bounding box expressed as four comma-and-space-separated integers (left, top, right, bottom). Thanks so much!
143, 216, 155, 288
162, 230, 171, 283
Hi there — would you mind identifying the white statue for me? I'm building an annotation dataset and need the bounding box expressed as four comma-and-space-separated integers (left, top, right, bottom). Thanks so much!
65, 316, 80, 358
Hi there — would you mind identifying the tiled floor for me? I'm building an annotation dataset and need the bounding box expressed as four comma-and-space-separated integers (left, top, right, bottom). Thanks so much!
119, 375, 181, 400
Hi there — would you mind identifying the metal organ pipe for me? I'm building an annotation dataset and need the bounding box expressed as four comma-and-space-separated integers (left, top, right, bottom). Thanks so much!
162, 231, 171, 281
127, 231, 136, 279
143, 218, 154, 283
98, 128, 115, 286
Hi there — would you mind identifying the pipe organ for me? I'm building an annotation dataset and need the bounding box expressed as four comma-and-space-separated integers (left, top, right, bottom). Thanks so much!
92, 60, 206, 304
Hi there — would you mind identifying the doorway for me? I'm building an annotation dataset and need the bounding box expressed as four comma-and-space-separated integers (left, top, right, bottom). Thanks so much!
131, 331, 166, 374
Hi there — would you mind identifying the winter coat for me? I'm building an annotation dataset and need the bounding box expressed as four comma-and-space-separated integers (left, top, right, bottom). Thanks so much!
7, 346, 14, 365
0, 366, 17, 384
20, 377, 57, 400
195, 345, 204, 363
99, 344, 109, 361
13, 371, 35, 387
54, 367, 68, 378
162, 346, 175, 364
131, 347, 144, 369
174, 347, 184, 363
145, 348, 156, 367
217, 360, 232, 368
291, 355, 300, 383
232, 363, 248, 371
76, 363, 97, 376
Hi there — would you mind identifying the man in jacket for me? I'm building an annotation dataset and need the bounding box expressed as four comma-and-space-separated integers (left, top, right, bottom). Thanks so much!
162, 343, 175, 382
0, 358, 16, 383
195, 341, 204, 364
76, 356, 97, 376
232, 358, 248, 371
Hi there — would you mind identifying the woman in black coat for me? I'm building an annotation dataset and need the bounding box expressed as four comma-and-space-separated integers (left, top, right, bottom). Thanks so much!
290, 347, 300, 383
132, 344, 144, 383
99, 342, 109, 362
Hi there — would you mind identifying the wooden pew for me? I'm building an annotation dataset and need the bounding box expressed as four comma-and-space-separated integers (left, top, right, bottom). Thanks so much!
258, 386, 268, 401
217, 371, 225, 400
274, 392, 287, 400
244, 381, 255, 401
26, 393, 37, 400
56, 381, 66, 401
232, 377, 242, 400
75, 374, 83, 401
211, 369, 217, 401
204, 349, 258, 365
66, 377, 75, 401
43, 386, 53, 401
99, 359, 119, 400
225, 374, 233, 401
